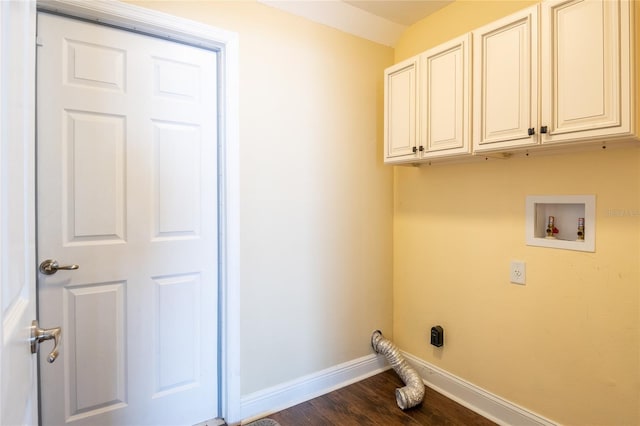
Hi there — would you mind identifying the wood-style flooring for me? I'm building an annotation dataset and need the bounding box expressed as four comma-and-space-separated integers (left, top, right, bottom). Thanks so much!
265, 369, 497, 425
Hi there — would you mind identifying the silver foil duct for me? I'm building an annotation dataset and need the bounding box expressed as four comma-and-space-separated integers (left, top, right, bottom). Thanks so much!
371, 330, 425, 410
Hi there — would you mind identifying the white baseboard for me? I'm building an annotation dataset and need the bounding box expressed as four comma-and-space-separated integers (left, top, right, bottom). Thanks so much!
401, 351, 558, 426
239, 353, 389, 423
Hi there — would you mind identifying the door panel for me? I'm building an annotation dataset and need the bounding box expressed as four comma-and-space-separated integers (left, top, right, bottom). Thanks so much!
37, 12, 218, 426
66, 111, 126, 243
152, 121, 202, 238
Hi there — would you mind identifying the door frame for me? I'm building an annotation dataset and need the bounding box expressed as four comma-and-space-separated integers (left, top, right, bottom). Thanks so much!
34, 0, 241, 423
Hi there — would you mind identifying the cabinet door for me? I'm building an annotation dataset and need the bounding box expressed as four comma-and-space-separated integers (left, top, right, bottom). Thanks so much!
384, 57, 418, 163
420, 34, 471, 158
541, 0, 632, 144
473, 5, 539, 152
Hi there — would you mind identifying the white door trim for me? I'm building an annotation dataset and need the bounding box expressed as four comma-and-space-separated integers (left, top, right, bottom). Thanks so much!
34, 1, 241, 423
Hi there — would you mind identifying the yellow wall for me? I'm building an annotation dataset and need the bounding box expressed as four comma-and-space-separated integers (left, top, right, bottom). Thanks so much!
394, 0, 537, 61
127, 0, 395, 396
394, 1, 640, 425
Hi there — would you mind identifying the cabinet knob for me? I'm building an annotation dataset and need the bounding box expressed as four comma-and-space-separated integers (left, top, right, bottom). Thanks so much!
541, 126, 548, 134
528, 127, 535, 136
412, 146, 417, 153
419, 146, 424, 152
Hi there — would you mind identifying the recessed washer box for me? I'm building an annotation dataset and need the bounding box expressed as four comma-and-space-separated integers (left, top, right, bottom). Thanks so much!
525, 195, 595, 252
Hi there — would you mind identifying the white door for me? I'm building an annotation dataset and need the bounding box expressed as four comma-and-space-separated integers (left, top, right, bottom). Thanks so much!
37, 12, 219, 426
473, 5, 539, 152
0, 1, 38, 425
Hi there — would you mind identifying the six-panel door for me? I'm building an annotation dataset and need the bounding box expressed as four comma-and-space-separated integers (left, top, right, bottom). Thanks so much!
37, 12, 219, 426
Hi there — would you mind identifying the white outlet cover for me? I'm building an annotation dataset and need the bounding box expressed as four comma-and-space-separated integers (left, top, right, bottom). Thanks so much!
510, 260, 526, 285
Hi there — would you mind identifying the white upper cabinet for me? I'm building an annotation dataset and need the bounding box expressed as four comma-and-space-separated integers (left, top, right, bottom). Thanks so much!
384, 35, 471, 164
384, 56, 418, 163
420, 33, 472, 158
473, 6, 539, 152
540, 0, 632, 144
473, 0, 633, 154
385, 0, 635, 164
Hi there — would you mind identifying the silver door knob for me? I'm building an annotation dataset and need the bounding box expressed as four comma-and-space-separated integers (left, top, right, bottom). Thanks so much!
30, 320, 61, 363
39, 259, 79, 275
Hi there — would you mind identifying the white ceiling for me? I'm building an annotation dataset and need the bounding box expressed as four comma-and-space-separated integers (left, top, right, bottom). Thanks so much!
258, 0, 454, 47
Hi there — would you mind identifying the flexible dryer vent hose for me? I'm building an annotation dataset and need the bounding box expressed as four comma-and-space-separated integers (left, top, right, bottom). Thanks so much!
371, 330, 425, 410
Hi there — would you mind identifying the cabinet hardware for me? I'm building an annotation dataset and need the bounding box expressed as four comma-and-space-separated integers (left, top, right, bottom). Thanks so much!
541, 126, 548, 134
528, 127, 535, 136
412, 146, 417, 153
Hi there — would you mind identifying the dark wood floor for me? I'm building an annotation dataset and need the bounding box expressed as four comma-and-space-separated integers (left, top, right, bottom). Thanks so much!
265, 369, 497, 425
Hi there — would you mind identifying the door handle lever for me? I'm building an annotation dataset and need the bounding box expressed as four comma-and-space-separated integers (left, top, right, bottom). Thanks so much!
39, 259, 79, 275
30, 320, 61, 363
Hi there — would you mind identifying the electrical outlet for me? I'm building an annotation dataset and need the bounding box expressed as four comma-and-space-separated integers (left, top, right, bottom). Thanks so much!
510, 260, 526, 285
